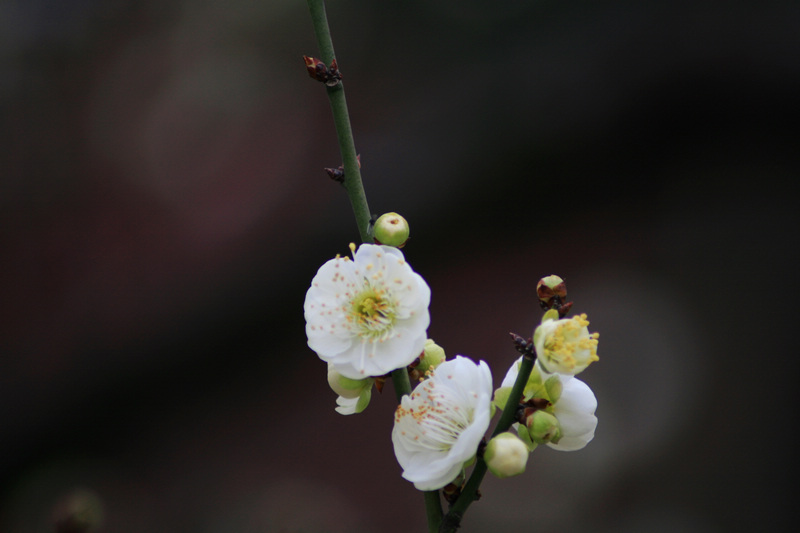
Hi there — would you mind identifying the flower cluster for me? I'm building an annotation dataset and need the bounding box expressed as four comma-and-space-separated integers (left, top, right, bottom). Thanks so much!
498, 356, 598, 451
392, 356, 493, 490
304, 243, 601, 510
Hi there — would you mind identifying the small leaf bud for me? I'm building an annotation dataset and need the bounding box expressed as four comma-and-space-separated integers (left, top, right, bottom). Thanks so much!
372, 212, 410, 248
484, 432, 529, 478
526, 410, 562, 444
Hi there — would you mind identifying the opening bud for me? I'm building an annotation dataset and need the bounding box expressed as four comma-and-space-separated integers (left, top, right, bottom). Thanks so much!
372, 212, 410, 248
525, 410, 562, 444
327, 363, 372, 399
533, 314, 599, 375
484, 432, 529, 478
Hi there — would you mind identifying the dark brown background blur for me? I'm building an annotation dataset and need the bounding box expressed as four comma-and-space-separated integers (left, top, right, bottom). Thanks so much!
2, 1, 797, 532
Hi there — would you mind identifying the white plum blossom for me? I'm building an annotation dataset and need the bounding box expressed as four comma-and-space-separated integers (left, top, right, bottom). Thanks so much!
534, 313, 599, 376
304, 244, 431, 379
501, 357, 597, 451
392, 356, 493, 491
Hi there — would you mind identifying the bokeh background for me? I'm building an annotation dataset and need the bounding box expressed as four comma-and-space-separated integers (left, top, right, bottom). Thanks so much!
2, 1, 798, 531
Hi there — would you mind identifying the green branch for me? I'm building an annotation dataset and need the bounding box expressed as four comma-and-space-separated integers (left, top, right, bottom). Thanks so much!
306, 0, 371, 243
439, 356, 535, 533
306, 1, 442, 530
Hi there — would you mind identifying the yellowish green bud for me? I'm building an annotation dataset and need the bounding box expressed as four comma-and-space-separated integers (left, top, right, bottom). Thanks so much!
328, 363, 372, 399
373, 212, 410, 248
417, 338, 446, 376
537, 275, 566, 305
484, 432, 529, 478
526, 410, 562, 444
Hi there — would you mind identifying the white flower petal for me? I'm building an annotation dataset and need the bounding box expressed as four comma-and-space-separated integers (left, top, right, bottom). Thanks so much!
548, 378, 597, 451
499, 356, 598, 452
392, 357, 493, 491
334, 396, 358, 415
304, 244, 431, 378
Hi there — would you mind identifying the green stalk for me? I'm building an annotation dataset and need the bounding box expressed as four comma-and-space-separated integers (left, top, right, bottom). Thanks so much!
306, 0, 371, 243
306, 1, 442, 530
390, 367, 412, 402
439, 356, 535, 533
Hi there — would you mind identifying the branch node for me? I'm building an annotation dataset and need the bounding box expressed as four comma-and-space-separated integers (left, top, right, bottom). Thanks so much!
303, 55, 342, 86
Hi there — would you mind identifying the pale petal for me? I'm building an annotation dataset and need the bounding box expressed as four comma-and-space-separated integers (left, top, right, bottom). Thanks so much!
304, 244, 431, 378
334, 396, 358, 415
392, 357, 493, 490
548, 378, 597, 451
500, 357, 522, 388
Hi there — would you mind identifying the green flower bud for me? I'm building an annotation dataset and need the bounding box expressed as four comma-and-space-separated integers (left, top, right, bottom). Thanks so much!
372, 212, 410, 248
526, 410, 562, 444
328, 363, 372, 399
537, 275, 566, 303
417, 338, 446, 376
484, 432, 529, 478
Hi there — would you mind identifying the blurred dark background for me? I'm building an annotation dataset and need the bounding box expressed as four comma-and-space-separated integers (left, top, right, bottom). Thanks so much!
2, 1, 797, 531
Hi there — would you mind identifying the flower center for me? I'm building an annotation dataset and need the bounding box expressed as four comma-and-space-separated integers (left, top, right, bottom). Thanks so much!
543, 314, 599, 371
350, 287, 396, 339
395, 379, 474, 452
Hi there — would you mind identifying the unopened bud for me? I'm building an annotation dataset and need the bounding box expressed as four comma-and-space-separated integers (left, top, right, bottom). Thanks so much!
327, 363, 371, 399
526, 410, 562, 444
372, 212, 410, 248
484, 432, 529, 478
417, 339, 446, 376
537, 275, 566, 304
